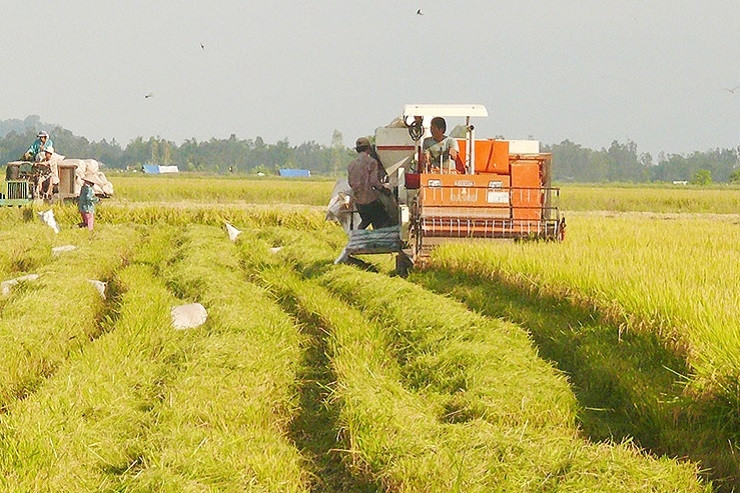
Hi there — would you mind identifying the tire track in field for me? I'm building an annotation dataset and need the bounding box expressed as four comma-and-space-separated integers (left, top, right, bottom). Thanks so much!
240, 257, 378, 492
275, 298, 379, 493
413, 267, 740, 491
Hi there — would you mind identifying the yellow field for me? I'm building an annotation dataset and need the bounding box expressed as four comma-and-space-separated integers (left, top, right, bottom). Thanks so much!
0, 175, 734, 490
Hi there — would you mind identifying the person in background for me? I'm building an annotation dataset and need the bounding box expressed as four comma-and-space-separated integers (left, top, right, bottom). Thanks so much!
23, 131, 54, 161
420, 117, 460, 172
38, 147, 65, 199
347, 137, 392, 229
78, 173, 100, 231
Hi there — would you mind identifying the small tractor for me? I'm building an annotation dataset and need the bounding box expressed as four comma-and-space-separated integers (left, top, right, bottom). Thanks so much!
331, 104, 563, 275
2, 159, 113, 206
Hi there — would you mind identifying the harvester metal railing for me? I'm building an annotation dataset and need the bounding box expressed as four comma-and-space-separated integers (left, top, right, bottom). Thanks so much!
417, 185, 561, 240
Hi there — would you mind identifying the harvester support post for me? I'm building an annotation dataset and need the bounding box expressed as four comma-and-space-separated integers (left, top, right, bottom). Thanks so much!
395, 251, 413, 278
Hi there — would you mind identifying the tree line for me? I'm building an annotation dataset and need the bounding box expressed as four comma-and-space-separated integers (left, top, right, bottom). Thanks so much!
546, 139, 740, 184
1, 116, 738, 183
0, 116, 355, 176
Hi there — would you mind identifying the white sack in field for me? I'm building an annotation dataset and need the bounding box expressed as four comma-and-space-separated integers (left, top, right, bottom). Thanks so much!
52, 245, 76, 255
38, 210, 60, 234
171, 303, 208, 330
1, 274, 39, 296
88, 279, 107, 299
225, 222, 242, 242
326, 179, 360, 236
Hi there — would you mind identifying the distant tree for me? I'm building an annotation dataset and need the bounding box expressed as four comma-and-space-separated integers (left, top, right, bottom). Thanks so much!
251, 164, 273, 175
160, 140, 173, 165
729, 168, 740, 183
331, 130, 344, 176
123, 137, 149, 169
148, 137, 159, 164
690, 169, 712, 185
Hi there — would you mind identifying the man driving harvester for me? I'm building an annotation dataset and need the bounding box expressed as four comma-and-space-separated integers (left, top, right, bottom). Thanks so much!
419, 117, 464, 173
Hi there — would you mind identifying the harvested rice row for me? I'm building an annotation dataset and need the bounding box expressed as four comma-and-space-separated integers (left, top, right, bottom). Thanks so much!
0, 224, 140, 409
259, 266, 478, 491
0, 243, 181, 490
245, 228, 709, 491
239, 239, 525, 490
0, 223, 54, 279
118, 225, 308, 491
321, 265, 576, 429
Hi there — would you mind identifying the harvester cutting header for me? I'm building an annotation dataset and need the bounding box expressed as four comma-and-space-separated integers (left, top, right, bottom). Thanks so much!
328, 104, 563, 275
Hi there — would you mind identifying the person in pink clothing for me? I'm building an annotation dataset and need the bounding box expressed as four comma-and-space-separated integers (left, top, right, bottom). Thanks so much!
78, 173, 100, 231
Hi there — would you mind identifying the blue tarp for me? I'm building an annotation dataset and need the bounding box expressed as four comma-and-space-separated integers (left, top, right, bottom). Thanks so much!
279, 168, 311, 177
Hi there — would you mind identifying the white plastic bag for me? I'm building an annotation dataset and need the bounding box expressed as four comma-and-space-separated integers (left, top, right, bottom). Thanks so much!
224, 222, 242, 242
325, 179, 361, 236
38, 210, 60, 234
88, 279, 107, 299
171, 303, 208, 330
52, 245, 76, 255
1, 274, 39, 296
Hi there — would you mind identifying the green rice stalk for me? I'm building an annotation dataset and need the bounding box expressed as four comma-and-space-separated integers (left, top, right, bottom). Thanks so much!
120, 225, 309, 491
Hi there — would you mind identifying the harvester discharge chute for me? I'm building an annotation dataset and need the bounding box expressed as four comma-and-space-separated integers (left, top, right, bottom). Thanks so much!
328, 104, 563, 276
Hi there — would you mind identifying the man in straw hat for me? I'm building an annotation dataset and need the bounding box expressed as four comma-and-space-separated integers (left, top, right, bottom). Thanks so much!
347, 136, 392, 229
78, 172, 101, 231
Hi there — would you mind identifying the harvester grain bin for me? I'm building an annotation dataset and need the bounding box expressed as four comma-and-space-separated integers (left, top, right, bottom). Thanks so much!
331, 104, 563, 275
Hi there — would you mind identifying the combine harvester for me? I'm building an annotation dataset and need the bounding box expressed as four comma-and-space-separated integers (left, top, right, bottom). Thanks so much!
331, 104, 563, 275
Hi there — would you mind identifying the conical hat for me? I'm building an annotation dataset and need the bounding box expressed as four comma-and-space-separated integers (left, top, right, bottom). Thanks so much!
82, 172, 103, 186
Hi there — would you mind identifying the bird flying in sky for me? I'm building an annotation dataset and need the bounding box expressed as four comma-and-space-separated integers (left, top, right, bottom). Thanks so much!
723, 84, 740, 94
200, 43, 205, 50
144, 92, 154, 99
416, 9, 423, 15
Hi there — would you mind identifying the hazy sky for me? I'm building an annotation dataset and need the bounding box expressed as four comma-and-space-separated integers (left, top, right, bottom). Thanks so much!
1, 1, 738, 156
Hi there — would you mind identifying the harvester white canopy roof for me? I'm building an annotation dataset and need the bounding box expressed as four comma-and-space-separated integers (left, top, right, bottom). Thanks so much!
403, 104, 488, 118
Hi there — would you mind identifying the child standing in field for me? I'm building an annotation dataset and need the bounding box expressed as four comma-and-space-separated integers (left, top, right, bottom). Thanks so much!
78, 173, 100, 231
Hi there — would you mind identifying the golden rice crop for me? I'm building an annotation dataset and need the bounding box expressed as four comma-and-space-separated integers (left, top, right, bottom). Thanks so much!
109, 175, 333, 206
430, 212, 740, 396
560, 184, 740, 214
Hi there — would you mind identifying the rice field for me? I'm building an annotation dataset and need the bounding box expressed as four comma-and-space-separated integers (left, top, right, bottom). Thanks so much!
107, 174, 740, 214
429, 213, 740, 392
0, 175, 736, 490
560, 184, 740, 214
108, 174, 333, 206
